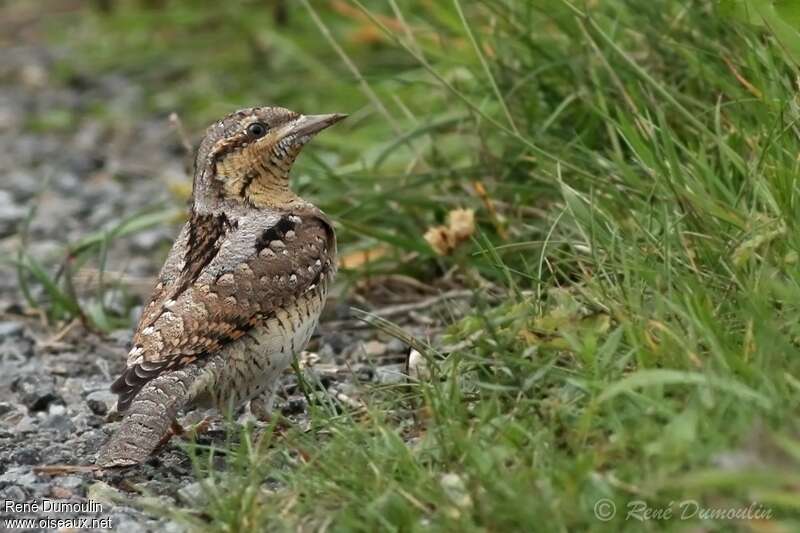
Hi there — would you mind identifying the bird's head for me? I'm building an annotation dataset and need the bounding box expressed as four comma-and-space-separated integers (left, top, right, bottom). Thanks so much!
192, 106, 346, 210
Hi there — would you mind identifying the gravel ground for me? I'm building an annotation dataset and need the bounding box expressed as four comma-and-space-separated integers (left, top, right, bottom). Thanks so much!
0, 44, 428, 532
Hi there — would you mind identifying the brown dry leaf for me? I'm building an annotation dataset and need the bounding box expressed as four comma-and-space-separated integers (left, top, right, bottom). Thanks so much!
448, 208, 475, 240
330, 0, 405, 32
424, 208, 475, 256
424, 225, 457, 256
473, 181, 508, 240
351, 25, 386, 45
339, 244, 390, 270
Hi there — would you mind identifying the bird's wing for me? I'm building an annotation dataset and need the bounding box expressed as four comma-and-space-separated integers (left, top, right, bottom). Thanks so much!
111, 207, 335, 410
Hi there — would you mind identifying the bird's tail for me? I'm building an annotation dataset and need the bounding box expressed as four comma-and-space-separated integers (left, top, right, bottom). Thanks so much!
96, 367, 201, 468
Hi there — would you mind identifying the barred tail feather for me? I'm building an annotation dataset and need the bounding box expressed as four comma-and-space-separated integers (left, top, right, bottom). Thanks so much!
110, 361, 169, 412
97, 366, 201, 467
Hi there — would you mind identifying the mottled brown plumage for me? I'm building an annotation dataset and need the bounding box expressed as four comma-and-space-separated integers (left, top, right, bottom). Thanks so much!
97, 106, 345, 467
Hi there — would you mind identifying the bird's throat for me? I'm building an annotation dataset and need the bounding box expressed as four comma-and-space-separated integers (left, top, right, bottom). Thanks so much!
218, 154, 299, 208
243, 173, 299, 208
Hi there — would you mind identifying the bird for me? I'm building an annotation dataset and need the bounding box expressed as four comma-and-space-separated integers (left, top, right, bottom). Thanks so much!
96, 106, 346, 468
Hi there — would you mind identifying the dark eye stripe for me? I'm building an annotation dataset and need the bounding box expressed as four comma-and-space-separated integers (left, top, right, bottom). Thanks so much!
208, 118, 274, 176
210, 127, 261, 166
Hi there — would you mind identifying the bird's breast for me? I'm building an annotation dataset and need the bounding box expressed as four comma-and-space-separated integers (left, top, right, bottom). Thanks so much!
205, 281, 329, 410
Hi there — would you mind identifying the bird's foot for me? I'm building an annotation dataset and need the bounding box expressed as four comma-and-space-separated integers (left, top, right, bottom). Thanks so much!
150, 420, 185, 455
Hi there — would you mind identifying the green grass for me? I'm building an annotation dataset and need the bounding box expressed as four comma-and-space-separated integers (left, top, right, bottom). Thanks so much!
23, 0, 800, 530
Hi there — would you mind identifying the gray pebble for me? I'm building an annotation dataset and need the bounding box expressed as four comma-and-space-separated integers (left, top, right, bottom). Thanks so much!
56, 475, 84, 490
0, 190, 27, 237
0, 321, 24, 338
0, 401, 16, 416
281, 396, 307, 416
10, 447, 41, 465
85, 389, 117, 416
43, 413, 75, 437
160, 520, 189, 533
0, 466, 41, 491
317, 343, 336, 362
87, 399, 108, 416
48, 403, 66, 416
15, 415, 38, 432
12, 374, 63, 412
0, 336, 33, 359
386, 338, 407, 353
1, 485, 27, 502
177, 481, 206, 505
375, 364, 407, 385
363, 340, 387, 357
321, 331, 349, 353
114, 517, 148, 533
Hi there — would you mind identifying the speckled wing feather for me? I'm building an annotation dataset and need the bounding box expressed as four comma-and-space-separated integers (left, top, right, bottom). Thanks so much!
110, 207, 335, 411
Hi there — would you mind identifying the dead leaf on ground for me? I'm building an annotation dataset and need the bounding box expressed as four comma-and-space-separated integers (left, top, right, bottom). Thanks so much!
424, 208, 475, 256
339, 244, 390, 270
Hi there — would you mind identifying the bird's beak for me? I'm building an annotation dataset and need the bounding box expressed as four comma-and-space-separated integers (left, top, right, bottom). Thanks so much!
279, 113, 347, 145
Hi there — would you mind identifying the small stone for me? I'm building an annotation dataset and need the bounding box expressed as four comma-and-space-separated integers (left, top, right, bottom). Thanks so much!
354, 366, 375, 382
56, 475, 84, 490
317, 343, 335, 362
86, 390, 116, 416
87, 399, 107, 416
363, 340, 387, 357
177, 481, 207, 505
12, 374, 63, 412
80, 429, 106, 449
44, 414, 75, 437
160, 520, 188, 533
386, 338, 407, 353
440, 472, 472, 509
0, 337, 32, 359
10, 447, 41, 465
0, 402, 16, 416
321, 331, 348, 354
112, 517, 146, 533
0, 190, 27, 237
375, 364, 406, 385
0, 466, 41, 492
0, 321, 24, 338
281, 396, 307, 416
48, 403, 66, 416
19, 63, 47, 88
1, 485, 26, 502
15, 415, 38, 433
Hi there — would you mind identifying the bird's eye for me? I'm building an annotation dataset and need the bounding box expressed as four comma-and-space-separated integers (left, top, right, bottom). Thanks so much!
247, 122, 268, 138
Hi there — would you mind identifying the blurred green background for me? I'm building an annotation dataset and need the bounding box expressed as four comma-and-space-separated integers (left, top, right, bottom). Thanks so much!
11, 0, 567, 288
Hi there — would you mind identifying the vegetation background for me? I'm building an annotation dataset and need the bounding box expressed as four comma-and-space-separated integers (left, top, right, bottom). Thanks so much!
3, 0, 800, 530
